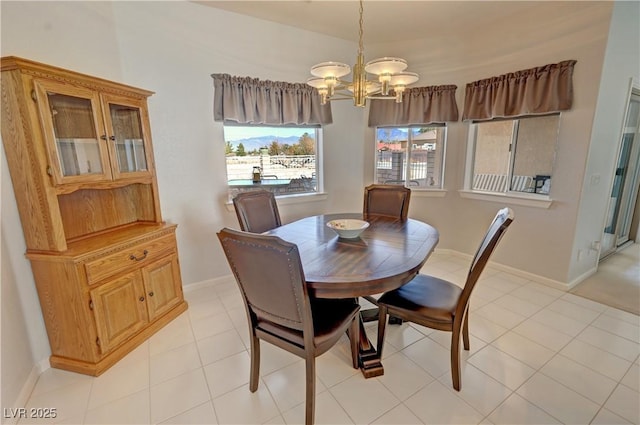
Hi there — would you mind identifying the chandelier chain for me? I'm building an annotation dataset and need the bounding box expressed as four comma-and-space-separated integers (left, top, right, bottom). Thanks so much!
306, 0, 418, 106
358, 0, 364, 55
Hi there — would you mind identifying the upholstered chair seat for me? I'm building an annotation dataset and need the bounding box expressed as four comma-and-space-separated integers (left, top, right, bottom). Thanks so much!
217, 228, 359, 425
376, 208, 514, 391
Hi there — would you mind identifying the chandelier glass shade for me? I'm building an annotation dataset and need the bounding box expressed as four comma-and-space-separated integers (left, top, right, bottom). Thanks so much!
307, 0, 419, 107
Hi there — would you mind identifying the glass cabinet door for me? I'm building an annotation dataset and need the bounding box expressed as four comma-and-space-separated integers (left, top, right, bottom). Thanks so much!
34, 80, 112, 184
102, 94, 153, 179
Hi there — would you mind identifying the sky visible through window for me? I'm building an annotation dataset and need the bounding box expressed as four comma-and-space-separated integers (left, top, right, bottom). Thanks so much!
224, 126, 308, 141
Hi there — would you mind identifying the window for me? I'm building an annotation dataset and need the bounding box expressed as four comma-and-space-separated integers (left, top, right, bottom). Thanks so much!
469, 114, 559, 195
375, 126, 446, 189
224, 125, 320, 198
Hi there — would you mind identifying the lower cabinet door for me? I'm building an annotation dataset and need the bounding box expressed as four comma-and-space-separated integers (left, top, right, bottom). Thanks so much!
142, 255, 183, 321
91, 271, 149, 353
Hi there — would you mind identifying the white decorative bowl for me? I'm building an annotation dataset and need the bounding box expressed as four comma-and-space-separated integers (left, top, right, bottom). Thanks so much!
326, 219, 370, 239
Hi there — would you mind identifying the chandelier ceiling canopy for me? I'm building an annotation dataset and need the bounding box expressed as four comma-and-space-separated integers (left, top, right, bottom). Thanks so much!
307, 0, 419, 108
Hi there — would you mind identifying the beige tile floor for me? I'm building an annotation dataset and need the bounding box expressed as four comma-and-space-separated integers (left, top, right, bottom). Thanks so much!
571, 243, 640, 316
17, 252, 640, 425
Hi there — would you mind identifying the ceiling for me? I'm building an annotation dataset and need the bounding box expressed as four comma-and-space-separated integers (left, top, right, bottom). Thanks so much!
193, 1, 562, 44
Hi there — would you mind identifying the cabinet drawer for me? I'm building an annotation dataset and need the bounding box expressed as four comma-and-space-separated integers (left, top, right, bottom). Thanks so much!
85, 235, 175, 285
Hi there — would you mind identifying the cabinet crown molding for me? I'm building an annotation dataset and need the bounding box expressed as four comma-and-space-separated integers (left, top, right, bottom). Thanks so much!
1, 56, 154, 99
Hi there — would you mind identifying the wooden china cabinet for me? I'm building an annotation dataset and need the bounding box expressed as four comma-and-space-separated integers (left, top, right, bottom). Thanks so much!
1, 57, 187, 376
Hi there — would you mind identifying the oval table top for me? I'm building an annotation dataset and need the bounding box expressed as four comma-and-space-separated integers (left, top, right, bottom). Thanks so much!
267, 213, 439, 299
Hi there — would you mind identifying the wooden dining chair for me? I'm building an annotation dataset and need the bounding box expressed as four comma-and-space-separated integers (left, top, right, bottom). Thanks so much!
363, 184, 411, 221
232, 190, 281, 233
376, 207, 514, 391
361, 184, 413, 322
217, 228, 360, 425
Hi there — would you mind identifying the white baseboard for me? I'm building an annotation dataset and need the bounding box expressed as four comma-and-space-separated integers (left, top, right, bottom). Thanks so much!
433, 248, 572, 290
182, 275, 235, 293
21, 250, 588, 419
567, 266, 598, 289
5, 360, 47, 424
189, 249, 578, 296
27, 279, 230, 391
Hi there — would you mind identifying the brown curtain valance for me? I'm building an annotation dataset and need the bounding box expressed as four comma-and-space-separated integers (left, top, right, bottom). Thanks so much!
462, 60, 577, 121
212, 73, 332, 125
368, 85, 459, 127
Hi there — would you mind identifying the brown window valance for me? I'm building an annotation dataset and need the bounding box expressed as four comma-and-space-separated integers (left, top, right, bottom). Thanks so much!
212, 73, 332, 125
368, 85, 459, 127
462, 60, 577, 121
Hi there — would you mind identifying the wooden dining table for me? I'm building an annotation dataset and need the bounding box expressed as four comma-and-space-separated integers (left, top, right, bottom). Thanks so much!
267, 212, 439, 378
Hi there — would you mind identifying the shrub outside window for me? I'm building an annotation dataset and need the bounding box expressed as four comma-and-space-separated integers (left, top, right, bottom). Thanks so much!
224, 126, 320, 199
470, 114, 560, 195
375, 126, 447, 189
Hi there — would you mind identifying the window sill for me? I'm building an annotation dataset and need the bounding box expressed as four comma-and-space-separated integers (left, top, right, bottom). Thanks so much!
225, 192, 328, 212
458, 190, 553, 208
412, 189, 447, 198
276, 192, 328, 205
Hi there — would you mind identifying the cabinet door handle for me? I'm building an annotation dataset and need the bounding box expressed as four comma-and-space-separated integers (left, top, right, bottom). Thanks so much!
148, 291, 154, 297
100, 135, 107, 140
139, 296, 145, 302
129, 250, 149, 261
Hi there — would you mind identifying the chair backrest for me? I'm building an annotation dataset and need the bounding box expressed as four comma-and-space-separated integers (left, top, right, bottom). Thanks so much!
232, 190, 282, 233
363, 184, 411, 220
457, 207, 514, 314
217, 228, 312, 333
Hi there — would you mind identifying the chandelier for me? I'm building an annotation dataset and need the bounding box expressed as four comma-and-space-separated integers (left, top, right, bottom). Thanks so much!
307, 0, 419, 107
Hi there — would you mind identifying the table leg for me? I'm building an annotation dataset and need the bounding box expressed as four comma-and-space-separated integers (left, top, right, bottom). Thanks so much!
356, 314, 384, 378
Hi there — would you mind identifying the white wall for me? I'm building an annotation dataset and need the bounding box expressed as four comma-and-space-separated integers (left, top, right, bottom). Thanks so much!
0, 0, 361, 411
368, 2, 614, 284
570, 1, 640, 281
1, 0, 634, 411
1, 152, 37, 414
105, 1, 365, 284
0, 1, 127, 411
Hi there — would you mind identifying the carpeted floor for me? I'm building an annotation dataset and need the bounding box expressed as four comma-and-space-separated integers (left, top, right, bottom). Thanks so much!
571, 243, 640, 316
